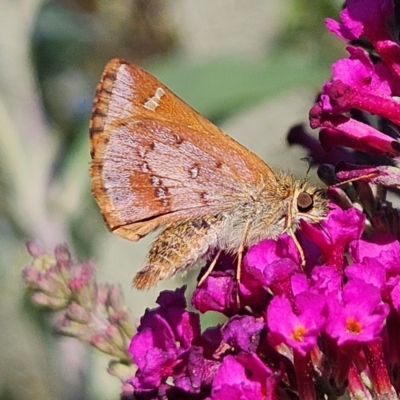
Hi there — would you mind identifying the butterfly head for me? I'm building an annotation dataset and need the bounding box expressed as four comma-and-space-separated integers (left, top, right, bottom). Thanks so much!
292, 180, 328, 225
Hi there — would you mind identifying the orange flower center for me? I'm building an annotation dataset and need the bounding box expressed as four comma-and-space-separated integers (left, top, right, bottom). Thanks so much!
291, 325, 307, 342
346, 317, 362, 334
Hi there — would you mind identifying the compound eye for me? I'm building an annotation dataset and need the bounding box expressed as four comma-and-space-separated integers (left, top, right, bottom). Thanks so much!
297, 192, 313, 212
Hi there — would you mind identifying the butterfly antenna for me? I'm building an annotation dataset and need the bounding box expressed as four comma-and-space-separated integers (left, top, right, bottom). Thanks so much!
300, 156, 315, 179
328, 172, 379, 188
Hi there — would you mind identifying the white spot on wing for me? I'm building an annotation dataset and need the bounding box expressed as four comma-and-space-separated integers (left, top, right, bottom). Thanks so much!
155, 187, 167, 198
141, 162, 149, 172
155, 187, 169, 207
139, 148, 146, 158
190, 166, 199, 178
144, 87, 165, 111
151, 176, 162, 186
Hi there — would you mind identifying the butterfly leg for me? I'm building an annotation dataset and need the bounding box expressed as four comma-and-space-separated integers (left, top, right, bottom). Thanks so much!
288, 227, 306, 267
197, 249, 222, 286
284, 207, 306, 267
234, 219, 253, 307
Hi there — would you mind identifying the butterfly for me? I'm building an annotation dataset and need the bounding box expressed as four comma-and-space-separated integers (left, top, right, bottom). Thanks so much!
89, 59, 328, 289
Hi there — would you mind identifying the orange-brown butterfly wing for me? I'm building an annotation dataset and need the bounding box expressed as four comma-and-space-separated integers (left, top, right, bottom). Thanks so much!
90, 58, 276, 241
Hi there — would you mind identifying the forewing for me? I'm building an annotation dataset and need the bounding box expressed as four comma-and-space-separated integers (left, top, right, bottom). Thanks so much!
90, 58, 276, 240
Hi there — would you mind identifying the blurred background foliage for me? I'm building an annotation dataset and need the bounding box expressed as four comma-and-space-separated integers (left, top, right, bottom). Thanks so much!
0, 0, 343, 399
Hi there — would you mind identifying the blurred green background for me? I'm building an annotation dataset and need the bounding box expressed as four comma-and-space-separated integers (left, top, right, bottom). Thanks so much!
0, 1, 343, 399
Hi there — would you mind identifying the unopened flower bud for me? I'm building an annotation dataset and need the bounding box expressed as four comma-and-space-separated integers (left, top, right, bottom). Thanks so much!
31, 292, 69, 309
26, 240, 44, 257
108, 360, 136, 382
54, 314, 92, 341
105, 324, 126, 352
65, 302, 92, 324
90, 333, 126, 359
69, 261, 97, 311
54, 243, 72, 282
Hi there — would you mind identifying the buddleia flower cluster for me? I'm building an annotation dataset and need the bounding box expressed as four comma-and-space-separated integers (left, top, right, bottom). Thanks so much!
23, 241, 136, 390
